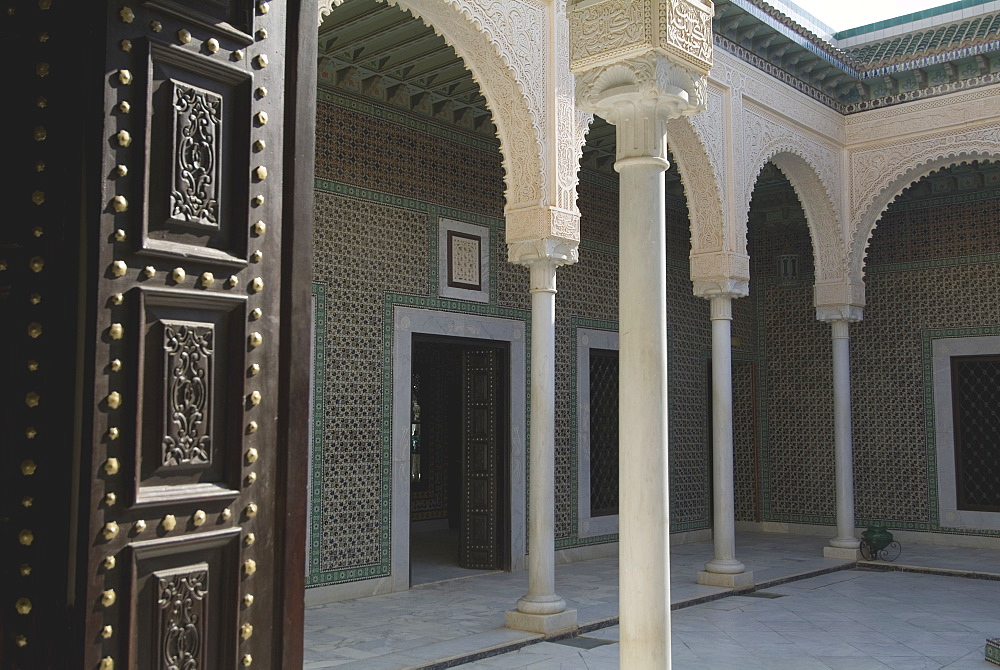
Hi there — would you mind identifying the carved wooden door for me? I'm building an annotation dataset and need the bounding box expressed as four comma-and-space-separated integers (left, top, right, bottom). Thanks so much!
1, 2, 314, 668
459, 348, 500, 570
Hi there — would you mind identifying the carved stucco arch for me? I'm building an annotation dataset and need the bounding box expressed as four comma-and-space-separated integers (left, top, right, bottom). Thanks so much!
743, 146, 846, 284
319, 0, 546, 212
849, 125, 1000, 282
668, 116, 727, 257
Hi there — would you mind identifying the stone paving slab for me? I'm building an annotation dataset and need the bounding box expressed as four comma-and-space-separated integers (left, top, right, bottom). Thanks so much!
304, 531, 1000, 669
453, 571, 1000, 669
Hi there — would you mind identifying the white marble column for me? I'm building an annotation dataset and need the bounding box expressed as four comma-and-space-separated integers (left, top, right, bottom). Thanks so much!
697, 293, 753, 588
615, 96, 673, 668
506, 244, 577, 635
819, 307, 862, 559
570, 0, 714, 663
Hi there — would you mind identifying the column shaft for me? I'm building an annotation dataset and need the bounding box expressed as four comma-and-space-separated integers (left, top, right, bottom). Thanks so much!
705, 297, 744, 574
618, 150, 671, 669
830, 320, 859, 549
515, 261, 567, 614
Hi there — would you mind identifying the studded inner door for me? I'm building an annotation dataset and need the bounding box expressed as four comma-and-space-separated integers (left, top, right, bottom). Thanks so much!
460, 348, 500, 570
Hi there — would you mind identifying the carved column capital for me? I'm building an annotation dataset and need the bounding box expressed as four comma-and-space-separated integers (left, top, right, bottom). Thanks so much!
571, 0, 712, 169
814, 280, 866, 309
815, 280, 866, 324
816, 304, 864, 326
690, 252, 750, 298
692, 278, 749, 301
507, 237, 580, 269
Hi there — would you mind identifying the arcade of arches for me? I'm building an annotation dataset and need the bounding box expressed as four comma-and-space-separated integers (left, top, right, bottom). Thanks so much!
3, 0, 1000, 667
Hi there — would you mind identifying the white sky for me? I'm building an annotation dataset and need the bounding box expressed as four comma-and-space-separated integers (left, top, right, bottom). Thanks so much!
788, 0, 954, 31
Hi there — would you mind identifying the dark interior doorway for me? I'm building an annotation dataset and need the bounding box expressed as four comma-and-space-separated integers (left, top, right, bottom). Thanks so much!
409, 336, 510, 585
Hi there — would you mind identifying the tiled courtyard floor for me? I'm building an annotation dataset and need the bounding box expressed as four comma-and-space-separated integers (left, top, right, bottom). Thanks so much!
304, 532, 1000, 669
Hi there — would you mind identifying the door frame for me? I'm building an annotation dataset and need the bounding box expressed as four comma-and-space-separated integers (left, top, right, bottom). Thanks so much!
392, 307, 527, 592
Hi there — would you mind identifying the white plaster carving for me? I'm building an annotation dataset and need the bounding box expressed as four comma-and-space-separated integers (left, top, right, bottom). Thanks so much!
568, 0, 713, 75
691, 277, 750, 300
507, 236, 579, 267
576, 53, 707, 125
324, 0, 583, 247
740, 104, 846, 283
848, 122, 1000, 281
845, 84, 1000, 146
318, 0, 343, 24
813, 280, 866, 313
712, 50, 844, 145
689, 252, 751, 287
505, 206, 581, 251
670, 116, 726, 255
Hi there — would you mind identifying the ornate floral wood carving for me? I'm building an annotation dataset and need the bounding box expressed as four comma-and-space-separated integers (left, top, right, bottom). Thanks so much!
170, 82, 222, 228
162, 323, 213, 467
156, 568, 208, 670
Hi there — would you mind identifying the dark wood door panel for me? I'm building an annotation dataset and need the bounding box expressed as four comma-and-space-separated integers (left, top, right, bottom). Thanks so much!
138, 40, 253, 263
78, 3, 291, 668
133, 287, 247, 505
124, 528, 242, 669
2, 1, 311, 667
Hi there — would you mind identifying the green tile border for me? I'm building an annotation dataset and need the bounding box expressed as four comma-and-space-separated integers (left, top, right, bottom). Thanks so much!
308, 281, 327, 583
867, 252, 1000, 275
919, 325, 1000, 538
307, 180, 519, 588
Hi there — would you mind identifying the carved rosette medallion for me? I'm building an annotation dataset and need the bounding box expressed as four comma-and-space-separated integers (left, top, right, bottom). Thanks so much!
170, 82, 222, 228
162, 323, 213, 467
156, 568, 208, 670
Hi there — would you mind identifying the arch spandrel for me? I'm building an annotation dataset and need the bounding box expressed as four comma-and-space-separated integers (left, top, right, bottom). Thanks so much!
740, 108, 846, 285
848, 125, 1000, 282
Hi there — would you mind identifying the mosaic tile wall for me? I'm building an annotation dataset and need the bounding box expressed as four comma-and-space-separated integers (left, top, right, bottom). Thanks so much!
732, 358, 759, 522
557, 171, 714, 547
315, 89, 504, 218
743, 181, 1000, 535
310, 89, 726, 583
748, 217, 837, 523
311, 191, 429, 583
852, 196, 1000, 531
558, 173, 621, 543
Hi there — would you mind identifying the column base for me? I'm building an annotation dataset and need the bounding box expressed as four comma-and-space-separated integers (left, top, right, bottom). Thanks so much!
505, 609, 578, 636
824, 546, 862, 560
697, 570, 754, 588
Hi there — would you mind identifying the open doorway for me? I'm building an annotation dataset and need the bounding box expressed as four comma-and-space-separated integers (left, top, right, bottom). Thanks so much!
409, 336, 510, 585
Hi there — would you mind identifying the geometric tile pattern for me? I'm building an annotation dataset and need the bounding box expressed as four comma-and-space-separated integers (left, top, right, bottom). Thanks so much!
305, 98, 997, 589
749, 212, 836, 525
854, 197, 1000, 530
311, 191, 429, 584
733, 358, 759, 522
741, 178, 1000, 535
315, 91, 504, 218
556, 176, 621, 540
